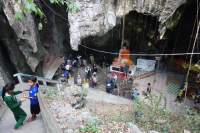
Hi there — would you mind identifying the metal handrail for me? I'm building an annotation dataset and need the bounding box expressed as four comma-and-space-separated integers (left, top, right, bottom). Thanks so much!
13, 73, 61, 90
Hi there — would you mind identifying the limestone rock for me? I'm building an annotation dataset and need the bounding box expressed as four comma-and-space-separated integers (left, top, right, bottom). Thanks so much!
127, 122, 143, 133
184, 129, 191, 133
2, 0, 45, 72
68, 0, 186, 50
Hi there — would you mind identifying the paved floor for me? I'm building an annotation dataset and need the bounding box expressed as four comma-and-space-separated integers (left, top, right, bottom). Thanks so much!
73, 66, 198, 113
0, 84, 46, 133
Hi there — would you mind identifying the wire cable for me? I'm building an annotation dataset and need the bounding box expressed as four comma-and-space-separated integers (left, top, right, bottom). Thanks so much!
79, 44, 200, 56
39, 0, 200, 57
39, 0, 69, 23
184, 0, 200, 102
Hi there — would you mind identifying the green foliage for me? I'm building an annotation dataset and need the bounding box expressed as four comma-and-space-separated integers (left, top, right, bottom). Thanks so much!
80, 122, 100, 133
15, 0, 79, 30
67, 1, 79, 13
183, 107, 200, 132
49, 0, 80, 13
133, 94, 200, 132
44, 88, 57, 99
15, 11, 24, 20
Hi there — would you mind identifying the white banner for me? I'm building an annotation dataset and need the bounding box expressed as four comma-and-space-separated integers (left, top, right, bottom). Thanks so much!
137, 59, 156, 71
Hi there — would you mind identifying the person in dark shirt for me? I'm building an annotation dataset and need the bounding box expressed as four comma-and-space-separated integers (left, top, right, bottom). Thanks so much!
106, 77, 114, 93
146, 83, 152, 94
26, 77, 40, 122
92, 64, 98, 73
2, 83, 27, 129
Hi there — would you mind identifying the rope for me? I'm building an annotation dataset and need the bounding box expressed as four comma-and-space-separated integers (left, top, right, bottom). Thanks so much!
184, 21, 200, 102
186, 1, 200, 59
79, 44, 200, 56
121, 0, 127, 48
40, 0, 200, 57
39, 0, 69, 23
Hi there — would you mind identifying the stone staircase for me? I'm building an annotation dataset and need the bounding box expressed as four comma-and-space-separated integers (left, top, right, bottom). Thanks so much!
0, 83, 46, 133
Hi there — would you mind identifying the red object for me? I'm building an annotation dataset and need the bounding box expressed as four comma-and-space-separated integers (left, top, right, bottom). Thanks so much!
109, 48, 134, 80
110, 61, 126, 80
119, 48, 130, 60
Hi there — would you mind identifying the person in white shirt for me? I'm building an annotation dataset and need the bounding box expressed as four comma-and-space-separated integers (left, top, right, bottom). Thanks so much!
77, 74, 82, 86
91, 72, 98, 87
65, 64, 70, 71
113, 74, 118, 88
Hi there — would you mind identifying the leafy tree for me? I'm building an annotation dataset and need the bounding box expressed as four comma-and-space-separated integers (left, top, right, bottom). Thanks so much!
133, 94, 200, 132
15, 0, 79, 30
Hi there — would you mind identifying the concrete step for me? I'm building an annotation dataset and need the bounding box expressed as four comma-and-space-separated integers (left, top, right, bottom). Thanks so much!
0, 84, 46, 133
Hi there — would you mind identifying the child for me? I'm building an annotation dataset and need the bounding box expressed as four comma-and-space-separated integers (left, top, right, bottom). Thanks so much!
77, 74, 82, 86
27, 77, 40, 122
91, 72, 97, 87
146, 83, 152, 94
63, 69, 69, 83
2, 83, 27, 129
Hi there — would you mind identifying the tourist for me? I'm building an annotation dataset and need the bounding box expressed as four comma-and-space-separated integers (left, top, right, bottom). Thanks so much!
67, 59, 72, 66
65, 63, 71, 73
91, 72, 98, 87
26, 77, 41, 122
63, 69, 69, 83
92, 64, 98, 73
77, 55, 82, 67
72, 59, 78, 68
2, 83, 27, 129
143, 83, 152, 98
146, 83, 152, 94
106, 77, 114, 93
132, 88, 140, 100
127, 76, 133, 89
77, 74, 82, 86
85, 66, 92, 80
113, 74, 118, 89
124, 64, 129, 78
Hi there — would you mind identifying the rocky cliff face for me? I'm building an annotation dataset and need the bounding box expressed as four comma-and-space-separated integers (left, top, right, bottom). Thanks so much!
68, 0, 186, 50
0, 0, 70, 82
0, 0, 192, 83
0, 0, 46, 81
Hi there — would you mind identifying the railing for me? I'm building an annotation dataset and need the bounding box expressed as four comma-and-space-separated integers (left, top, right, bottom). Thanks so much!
13, 73, 61, 91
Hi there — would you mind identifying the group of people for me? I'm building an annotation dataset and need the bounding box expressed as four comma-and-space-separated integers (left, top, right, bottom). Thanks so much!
74, 64, 98, 88
61, 55, 99, 88
106, 73, 118, 93
84, 64, 98, 87
1, 77, 40, 129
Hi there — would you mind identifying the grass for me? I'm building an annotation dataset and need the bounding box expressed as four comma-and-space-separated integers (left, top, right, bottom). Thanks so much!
43, 86, 200, 133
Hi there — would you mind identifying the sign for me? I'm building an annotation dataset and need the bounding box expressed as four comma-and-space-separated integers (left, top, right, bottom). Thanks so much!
137, 59, 156, 71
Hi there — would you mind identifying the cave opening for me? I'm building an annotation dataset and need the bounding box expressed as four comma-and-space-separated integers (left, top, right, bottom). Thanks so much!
79, 11, 160, 65
78, 0, 200, 67
165, 0, 200, 63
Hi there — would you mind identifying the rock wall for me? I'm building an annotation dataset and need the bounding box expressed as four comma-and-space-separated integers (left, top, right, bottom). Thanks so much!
3, 0, 46, 72
0, 0, 70, 83
68, 0, 186, 50
0, 0, 192, 83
